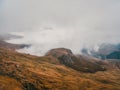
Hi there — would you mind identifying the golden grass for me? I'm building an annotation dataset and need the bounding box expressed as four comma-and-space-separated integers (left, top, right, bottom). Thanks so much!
0, 47, 120, 90
0, 75, 23, 90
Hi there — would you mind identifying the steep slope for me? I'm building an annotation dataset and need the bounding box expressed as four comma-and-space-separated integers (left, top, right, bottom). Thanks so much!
0, 47, 120, 90
46, 48, 106, 73
46, 48, 120, 73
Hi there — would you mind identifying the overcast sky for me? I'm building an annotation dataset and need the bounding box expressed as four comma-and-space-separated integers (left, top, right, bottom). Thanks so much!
1, 0, 120, 55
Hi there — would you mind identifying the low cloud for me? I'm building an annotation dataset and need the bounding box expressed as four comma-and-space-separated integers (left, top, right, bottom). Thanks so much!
1, 0, 120, 55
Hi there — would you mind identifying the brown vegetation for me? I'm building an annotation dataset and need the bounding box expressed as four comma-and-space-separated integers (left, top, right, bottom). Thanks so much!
0, 75, 23, 90
0, 47, 120, 90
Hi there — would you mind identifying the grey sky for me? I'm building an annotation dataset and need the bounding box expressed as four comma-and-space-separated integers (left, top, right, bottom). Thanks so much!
1, 0, 120, 55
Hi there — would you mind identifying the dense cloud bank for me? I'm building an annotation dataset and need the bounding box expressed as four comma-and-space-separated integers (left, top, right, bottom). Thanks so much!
1, 0, 120, 55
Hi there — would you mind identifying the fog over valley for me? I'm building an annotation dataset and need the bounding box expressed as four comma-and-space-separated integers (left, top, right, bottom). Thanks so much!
0, 0, 120, 55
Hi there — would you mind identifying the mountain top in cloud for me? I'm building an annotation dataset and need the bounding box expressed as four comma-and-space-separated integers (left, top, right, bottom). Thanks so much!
81, 43, 120, 60
1, 0, 120, 56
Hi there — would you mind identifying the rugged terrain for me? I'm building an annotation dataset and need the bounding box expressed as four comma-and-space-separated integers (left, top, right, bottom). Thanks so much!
0, 36, 120, 90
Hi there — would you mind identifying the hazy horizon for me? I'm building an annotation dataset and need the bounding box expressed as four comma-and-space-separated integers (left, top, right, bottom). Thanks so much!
0, 0, 120, 55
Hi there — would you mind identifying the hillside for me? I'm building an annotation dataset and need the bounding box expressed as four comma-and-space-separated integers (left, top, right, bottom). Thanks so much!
0, 47, 120, 90
0, 34, 120, 90
46, 48, 106, 73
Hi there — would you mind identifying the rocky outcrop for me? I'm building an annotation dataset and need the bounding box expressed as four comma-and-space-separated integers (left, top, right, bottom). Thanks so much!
46, 48, 106, 73
46, 48, 74, 64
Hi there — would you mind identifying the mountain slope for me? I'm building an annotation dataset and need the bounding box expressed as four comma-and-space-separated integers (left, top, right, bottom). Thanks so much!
0, 34, 120, 90
0, 47, 120, 90
46, 48, 120, 72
